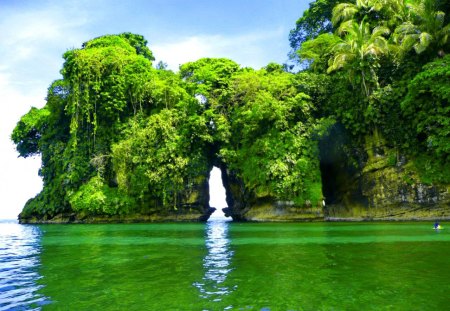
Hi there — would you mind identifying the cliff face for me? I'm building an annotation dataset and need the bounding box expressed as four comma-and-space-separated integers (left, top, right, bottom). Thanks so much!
322, 138, 450, 220
359, 154, 449, 220
221, 166, 323, 222
20, 154, 449, 224
218, 127, 449, 222
325, 174, 449, 220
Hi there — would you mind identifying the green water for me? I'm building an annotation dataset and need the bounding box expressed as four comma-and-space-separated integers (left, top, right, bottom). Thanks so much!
6, 221, 450, 310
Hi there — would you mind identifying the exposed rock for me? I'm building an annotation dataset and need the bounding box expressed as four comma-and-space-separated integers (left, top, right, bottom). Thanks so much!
19, 144, 449, 224
356, 153, 450, 220
19, 174, 213, 224
220, 165, 324, 221
20, 210, 213, 224
323, 151, 450, 220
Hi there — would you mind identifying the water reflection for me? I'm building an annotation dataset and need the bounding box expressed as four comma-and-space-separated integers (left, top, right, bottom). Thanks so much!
194, 218, 234, 303
0, 221, 50, 310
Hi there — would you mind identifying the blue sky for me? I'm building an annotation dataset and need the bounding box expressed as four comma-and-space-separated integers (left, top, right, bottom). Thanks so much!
0, 0, 308, 219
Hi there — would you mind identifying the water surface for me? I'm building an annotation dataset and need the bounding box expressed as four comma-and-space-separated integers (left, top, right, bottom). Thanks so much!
0, 220, 50, 310
1, 220, 449, 310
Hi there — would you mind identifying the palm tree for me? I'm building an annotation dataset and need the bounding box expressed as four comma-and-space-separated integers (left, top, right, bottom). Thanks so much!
331, 0, 371, 26
394, 0, 450, 56
332, 0, 409, 28
328, 18, 390, 98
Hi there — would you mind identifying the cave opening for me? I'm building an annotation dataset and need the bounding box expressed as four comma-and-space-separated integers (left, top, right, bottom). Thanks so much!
208, 166, 229, 221
319, 122, 358, 206
318, 123, 366, 207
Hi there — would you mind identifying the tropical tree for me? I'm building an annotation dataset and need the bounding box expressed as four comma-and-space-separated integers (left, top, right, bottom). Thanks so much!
289, 0, 345, 62
221, 67, 331, 205
179, 58, 241, 112
394, 0, 450, 57
298, 33, 341, 72
328, 19, 390, 98
11, 107, 50, 158
298, 1, 392, 137
112, 107, 211, 208
331, 0, 409, 28
331, 0, 371, 26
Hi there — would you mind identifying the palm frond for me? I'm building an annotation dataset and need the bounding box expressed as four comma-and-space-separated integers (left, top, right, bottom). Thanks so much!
332, 3, 358, 27
337, 20, 357, 36
372, 26, 390, 38
394, 21, 416, 35
327, 53, 355, 73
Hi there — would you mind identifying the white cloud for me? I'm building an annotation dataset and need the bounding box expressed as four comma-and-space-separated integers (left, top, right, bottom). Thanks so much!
0, 7, 87, 69
152, 28, 287, 71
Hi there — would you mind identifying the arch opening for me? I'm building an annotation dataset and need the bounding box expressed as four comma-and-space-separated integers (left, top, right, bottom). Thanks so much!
208, 166, 229, 221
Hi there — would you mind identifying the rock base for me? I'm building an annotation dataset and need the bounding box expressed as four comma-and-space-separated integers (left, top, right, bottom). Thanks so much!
19, 208, 216, 224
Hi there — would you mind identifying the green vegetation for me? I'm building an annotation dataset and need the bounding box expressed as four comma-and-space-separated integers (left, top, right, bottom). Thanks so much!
295, 0, 449, 172
12, 35, 328, 220
12, 0, 450, 221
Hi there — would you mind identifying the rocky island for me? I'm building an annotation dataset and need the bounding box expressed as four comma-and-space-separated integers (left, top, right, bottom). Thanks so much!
12, 13, 450, 223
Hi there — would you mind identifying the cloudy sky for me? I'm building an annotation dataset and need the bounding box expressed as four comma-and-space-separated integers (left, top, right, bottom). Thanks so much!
0, 0, 308, 219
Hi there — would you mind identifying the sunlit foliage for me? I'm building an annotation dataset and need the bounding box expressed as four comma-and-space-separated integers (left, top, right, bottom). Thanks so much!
292, 0, 450, 184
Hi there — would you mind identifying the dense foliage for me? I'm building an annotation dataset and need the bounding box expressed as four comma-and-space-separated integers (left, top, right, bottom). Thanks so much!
293, 0, 449, 183
12, 34, 213, 218
12, 0, 450, 219
181, 59, 331, 204
12, 34, 329, 219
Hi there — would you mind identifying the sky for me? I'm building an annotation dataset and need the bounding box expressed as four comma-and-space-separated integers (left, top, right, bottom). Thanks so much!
0, 0, 308, 219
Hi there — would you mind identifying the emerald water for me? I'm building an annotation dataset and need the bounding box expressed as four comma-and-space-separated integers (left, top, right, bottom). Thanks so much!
1, 220, 449, 310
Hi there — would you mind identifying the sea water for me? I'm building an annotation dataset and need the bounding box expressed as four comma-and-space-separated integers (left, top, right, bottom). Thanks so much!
1, 219, 449, 310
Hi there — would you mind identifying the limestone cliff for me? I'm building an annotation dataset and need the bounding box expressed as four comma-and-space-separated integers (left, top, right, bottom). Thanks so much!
219, 127, 450, 222
322, 134, 450, 221
220, 166, 323, 222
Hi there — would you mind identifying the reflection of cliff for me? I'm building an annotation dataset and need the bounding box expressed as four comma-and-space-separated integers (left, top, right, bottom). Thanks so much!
193, 219, 235, 302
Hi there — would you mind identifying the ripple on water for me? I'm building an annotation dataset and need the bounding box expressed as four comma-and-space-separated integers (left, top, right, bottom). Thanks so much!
0, 221, 51, 310
194, 219, 235, 302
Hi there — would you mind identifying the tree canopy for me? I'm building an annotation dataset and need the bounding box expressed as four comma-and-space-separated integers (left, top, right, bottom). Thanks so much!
12, 34, 331, 219
12, 1, 450, 220
292, 0, 449, 182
